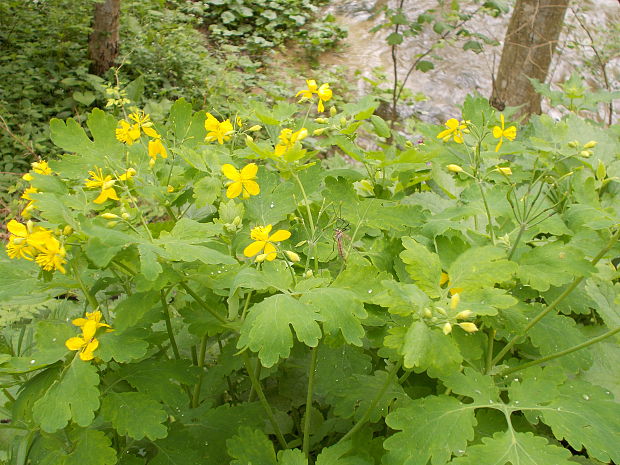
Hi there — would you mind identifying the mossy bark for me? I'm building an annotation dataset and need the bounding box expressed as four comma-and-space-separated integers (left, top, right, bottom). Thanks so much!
490, 0, 569, 119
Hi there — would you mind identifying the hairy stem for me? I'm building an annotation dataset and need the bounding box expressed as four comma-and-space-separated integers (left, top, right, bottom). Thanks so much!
160, 290, 181, 360
191, 334, 209, 408
179, 282, 228, 325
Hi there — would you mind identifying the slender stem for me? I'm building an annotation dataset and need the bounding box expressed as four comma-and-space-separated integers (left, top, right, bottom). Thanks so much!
161, 290, 181, 360
71, 262, 100, 311
507, 223, 527, 260
240, 290, 253, 321
191, 334, 209, 408
485, 329, 495, 374
179, 282, 228, 325
2, 388, 15, 402
165, 204, 177, 222
499, 326, 620, 377
292, 172, 317, 273
247, 357, 261, 402
477, 180, 496, 245
337, 362, 401, 444
491, 228, 620, 366
303, 345, 319, 458
243, 353, 288, 449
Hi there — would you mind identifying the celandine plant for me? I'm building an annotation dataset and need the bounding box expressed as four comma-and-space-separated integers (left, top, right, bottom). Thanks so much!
0, 84, 619, 464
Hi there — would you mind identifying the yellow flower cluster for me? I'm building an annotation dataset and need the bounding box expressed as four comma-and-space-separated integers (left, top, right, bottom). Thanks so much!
244, 225, 291, 262
5, 219, 67, 273
492, 114, 517, 152
20, 160, 54, 218
65, 310, 112, 361
437, 118, 469, 144
205, 113, 234, 144
296, 79, 333, 113
115, 111, 161, 146
84, 167, 136, 204
274, 128, 308, 157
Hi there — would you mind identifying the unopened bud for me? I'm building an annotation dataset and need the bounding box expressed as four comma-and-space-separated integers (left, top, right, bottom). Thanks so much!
285, 250, 300, 262
303, 270, 313, 278
405, 140, 413, 147
329, 106, 337, 117
442, 322, 452, 335
232, 216, 242, 226
439, 272, 449, 286
568, 140, 579, 148
167, 185, 174, 193
248, 125, 262, 132
26, 220, 35, 234
583, 140, 597, 149
313, 128, 326, 136
255, 253, 268, 263
580, 150, 592, 158
245, 135, 254, 144
314, 117, 328, 124
106, 221, 118, 228
125, 168, 137, 177
12, 237, 25, 245
436, 306, 447, 316
447, 164, 463, 173
423, 308, 433, 319
101, 213, 119, 220
455, 310, 473, 320
62, 225, 73, 236
450, 293, 460, 310
459, 322, 478, 333
339, 117, 347, 126
149, 158, 156, 168
102, 180, 116, 190
121, 213, 131, 220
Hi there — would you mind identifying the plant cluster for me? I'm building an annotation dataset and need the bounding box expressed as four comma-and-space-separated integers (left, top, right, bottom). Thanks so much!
0, 79, 619, 465
176, 0, 347, 57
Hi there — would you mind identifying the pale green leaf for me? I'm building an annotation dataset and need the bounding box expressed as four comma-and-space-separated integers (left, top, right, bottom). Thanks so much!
278, 449, 307, 465
585, 277, 620, 328
238, 294, 323, 367
96, 328, 149, 363
113, 291, 160, 331
227, 427, 277, 465
400, 237, 442, 298
441, 368, 500, 403
101, 391, 168, 440
448, 246, 517, 291
64, 429, 117, 465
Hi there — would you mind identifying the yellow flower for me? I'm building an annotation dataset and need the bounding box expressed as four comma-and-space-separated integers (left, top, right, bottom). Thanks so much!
437, 119, 468, 144
243, 224, 291, 261
439, 272, 449, 286
296, 79, 318, 99
115, 120, 141, 145
148, 138, 168, 160
274, 128, 308, 157
22, 160, 53, 181
72, 310, 111, 331
5, 219, 53, 261
118, 168, 136, 181
34, 236, 67, 273
492, 114, 517, 152
128, 111, 159, 138
21, 186, 38, 218
205, 113, 234, 144
65, 321, 99, 361
221, 163, 260, 199
85, 168, 119, 204
316, 83, 333, 113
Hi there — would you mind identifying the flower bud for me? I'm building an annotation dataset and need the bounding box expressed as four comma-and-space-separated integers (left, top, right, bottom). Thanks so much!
255, 253, 268, 263
149, 158, 156, 168
167, 185, 175, 193
568, 140, 579, 148
249, 125, 262, 132
101, 212, 119, 220
580, 150, 592, 158
458, 322, 478, 333
285, 250, 300, 262
439, 272, 449, 286
125, 168, 137, 178
106, 221, 118, 228
232, 216, 242, 226
436, 306, 447, 316
583, 140, 597, 149
455, 310, 473, 320
442, 322, 453, 335
447, 164, 463, 173
121, 213, 131, 220
450, 293, 460, 310
102, 180, 116, 190
339, 117, 347, 126
329, 106, 337, 117
313, 128, 326, 136
314, 117, 328, 124
423, 308, 433, 319
26, 220, 35, 234
405, 140, 413, 147
246, 135, 254, 144
303, 270, 313, 278
62, 225, 73, 236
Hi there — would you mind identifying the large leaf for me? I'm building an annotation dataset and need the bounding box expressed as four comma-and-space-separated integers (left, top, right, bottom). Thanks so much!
32, 358, 100, 432
300, 288, 367, 345
101, 392, 168, 440
450, 431, 573, 465
238, 294, 323, 367
96, 328, 149, 363
448, 246, 516, 291
227, 427, 277, 465
400, 237, 442, 298
384, 396, 477, 465
64, 429, 117, 465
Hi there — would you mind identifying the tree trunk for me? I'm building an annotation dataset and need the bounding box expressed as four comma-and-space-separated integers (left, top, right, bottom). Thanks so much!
88, 0, 121, 75
490, 0, 569, 119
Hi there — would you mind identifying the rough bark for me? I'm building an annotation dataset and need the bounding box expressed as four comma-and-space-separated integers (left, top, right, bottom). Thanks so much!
490, 0, 569, 119
88, 0, 121, 75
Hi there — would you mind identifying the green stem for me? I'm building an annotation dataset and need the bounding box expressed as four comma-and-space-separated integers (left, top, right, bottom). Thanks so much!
243, 352, 288, 449
292, 172, 316, 271
191, 333, 209, 408
71, 262, 100, 311
485, 329, 495, 374
303, 345, 319, 458
247, 357, 261, 402
491, 227, 620, 367
179, 282, 228, 325
165, 204, 177, 222
499, 326, 620, 377
2, 388, 15, 402
161, 290, 181, 360
507, 223, 527, 260
477, 180, 496, 245
337, 362, 401, 444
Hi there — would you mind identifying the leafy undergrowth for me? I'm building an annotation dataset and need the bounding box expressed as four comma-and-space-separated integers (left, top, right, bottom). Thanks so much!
0, 82, 619, 465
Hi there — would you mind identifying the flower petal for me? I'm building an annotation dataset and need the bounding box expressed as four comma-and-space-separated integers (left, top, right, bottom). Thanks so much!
504, 126, 517, 141
80, 338, 99, 361
7, 220, 27, 237
492, 126, 503, 139
269, 230, 291, 242
221, 164, 241, 181
244, 240, 266, 257
242, 180, 260, 197
72, 317, 87, 327
240, 163, 258, 180
263, 242, 277, 256
65, 336, 85, 351
82, 320, 98, 340
445, 118, 459, 129
226, 182, 243, 199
